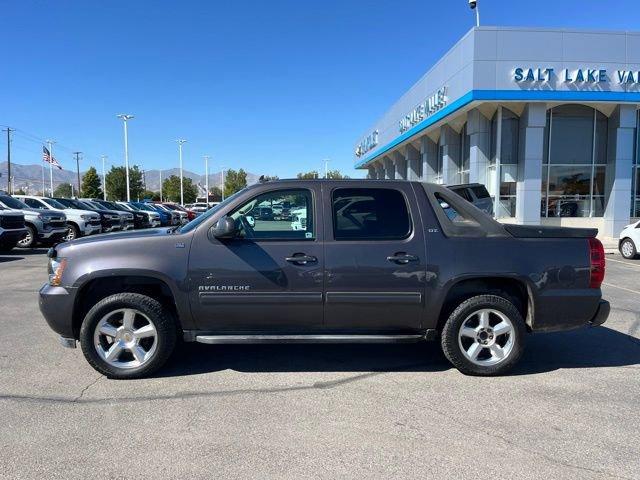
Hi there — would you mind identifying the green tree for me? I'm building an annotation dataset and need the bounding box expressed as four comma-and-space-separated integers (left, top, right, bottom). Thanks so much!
297, 171, 319, 179
53, 183, 73, 198
105, 165, 144, 201
326, 169, 349, 179
141, 190, 161, 201
161, 175, 198, 204
208, 186, 222, 202
14, 188, 26, 195
224, 169, 247, 197
81, 166, 103, 199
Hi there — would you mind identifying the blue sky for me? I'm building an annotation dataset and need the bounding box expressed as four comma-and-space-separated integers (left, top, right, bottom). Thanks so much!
2, 0, 638, 179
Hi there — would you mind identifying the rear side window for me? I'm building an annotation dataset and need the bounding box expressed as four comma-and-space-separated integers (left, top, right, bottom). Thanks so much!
332, 188, 411, 240
452, 188, 472, 202
471, 186, 490, 199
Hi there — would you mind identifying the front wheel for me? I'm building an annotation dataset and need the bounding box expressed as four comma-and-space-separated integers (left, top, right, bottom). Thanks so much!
79, 293, 177, 379
63, 223, 80, 241
441, 295, 526, 376
620, 238, 638, 259
17, 225, 36, 248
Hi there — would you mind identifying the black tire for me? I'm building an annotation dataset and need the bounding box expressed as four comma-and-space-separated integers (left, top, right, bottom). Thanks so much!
64, 223, 80, 241
441, 295, 526, 376
79, 293, 177, 379
17, 224, 37, 248
619, 238, 638, 259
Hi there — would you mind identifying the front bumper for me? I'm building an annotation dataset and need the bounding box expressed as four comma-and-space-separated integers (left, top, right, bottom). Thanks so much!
40, 227, 68, 240
39, 283, 77, 338
81, 222, 102, 236
0, 227, 28, 245
589, 300, 610, 327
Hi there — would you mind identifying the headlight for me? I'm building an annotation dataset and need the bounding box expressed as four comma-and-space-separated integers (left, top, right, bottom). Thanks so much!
81, 214, 92, 220
48, 257, 67, 286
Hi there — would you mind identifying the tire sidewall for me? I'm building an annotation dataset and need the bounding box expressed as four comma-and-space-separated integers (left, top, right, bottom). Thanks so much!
620, 239, 637, 259
65, 223, 79, 241
17, 225, 36, 248
441, 295, 526, 376
79, 293, 177, 379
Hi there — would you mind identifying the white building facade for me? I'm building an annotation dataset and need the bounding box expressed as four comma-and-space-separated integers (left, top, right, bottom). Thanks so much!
354, 27, 640, 240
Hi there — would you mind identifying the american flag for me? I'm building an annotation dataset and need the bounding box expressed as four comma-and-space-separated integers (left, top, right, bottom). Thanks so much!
42, 146, 62, 170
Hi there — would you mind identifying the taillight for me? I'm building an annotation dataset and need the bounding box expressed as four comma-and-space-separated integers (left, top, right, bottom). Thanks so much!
588, 237, 605, 289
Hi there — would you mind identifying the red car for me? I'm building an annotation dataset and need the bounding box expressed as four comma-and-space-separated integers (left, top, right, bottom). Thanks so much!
158, 202, 196, 221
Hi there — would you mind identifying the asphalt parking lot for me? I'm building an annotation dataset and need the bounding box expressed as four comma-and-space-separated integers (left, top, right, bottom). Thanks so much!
0, 249, 639, 479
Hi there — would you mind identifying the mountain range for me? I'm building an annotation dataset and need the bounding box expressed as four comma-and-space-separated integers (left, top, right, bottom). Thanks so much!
0, 162, 259, 195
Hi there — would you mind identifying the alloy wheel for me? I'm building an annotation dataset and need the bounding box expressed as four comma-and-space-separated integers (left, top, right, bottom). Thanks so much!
93, 308, 158, 369
457, 308, 515, 366
621, 240, 634, 258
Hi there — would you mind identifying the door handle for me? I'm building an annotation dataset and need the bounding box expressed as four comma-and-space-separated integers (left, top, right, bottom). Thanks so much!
285, 254, 317, 265
387, 253, 418, 265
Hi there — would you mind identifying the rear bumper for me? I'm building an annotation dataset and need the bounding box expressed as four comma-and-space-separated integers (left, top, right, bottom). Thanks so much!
589, 300, 610, 327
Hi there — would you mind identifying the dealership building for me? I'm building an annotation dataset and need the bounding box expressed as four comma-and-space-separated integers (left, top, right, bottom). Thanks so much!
354, 27, 640, 239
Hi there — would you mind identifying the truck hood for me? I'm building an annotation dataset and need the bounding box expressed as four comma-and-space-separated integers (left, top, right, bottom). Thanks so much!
64, 226, 174, 247
63, 208, 100, 218
10, 208, 66, 221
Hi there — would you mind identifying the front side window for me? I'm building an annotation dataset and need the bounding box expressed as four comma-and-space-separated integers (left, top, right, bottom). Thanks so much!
332, 188, 411, 240
229, 189, 314, 240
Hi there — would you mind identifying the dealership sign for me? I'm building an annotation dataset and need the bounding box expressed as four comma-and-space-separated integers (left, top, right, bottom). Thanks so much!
514, 67, 640, 84
355, 130, 379, 157
399, 86, 447, 134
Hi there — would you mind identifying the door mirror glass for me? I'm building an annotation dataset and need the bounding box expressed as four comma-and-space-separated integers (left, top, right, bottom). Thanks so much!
211, 216, 238, 239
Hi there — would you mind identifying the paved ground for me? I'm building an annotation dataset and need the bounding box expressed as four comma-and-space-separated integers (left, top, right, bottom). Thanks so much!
0, 248, 639, 480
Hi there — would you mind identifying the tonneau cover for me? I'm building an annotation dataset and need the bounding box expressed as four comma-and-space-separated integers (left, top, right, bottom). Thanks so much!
503, 224, 597, 239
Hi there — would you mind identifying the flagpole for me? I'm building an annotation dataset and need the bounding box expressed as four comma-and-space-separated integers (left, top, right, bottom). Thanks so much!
47, 140, 55, 196
41, 160, 45, 196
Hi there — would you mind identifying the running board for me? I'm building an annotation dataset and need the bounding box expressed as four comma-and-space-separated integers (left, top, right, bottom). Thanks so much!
193, 334, 428, 344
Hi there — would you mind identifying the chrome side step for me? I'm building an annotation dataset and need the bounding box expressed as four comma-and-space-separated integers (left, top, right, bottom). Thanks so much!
194, 334, 426, 344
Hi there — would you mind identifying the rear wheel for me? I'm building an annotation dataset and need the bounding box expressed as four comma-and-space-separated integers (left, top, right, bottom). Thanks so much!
620, 238, 638, 259
79, 293, 177, 379
441, 295, 526, 376
17, 225, 36, 248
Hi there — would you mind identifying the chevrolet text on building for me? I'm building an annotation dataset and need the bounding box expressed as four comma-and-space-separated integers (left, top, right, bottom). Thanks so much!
355, 130, 379, 157
399, 86, 447, 133
355, 27, 640, 241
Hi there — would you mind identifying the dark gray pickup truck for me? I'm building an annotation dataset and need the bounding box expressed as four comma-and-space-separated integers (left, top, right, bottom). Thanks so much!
39, 180, 609, 379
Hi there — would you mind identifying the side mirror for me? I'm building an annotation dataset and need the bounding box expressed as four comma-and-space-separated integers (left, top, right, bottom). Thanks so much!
212, 216, 237, 239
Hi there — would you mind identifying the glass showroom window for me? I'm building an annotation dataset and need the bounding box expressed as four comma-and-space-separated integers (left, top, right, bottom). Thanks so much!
459, 123, 471, 184
487, 107, 519, 218
632, 110, 640, 218
542, 105, 608, 218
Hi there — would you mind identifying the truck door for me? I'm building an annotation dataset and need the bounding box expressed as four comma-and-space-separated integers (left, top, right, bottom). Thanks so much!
322, 182, 426, 332
188, 185, 324, 332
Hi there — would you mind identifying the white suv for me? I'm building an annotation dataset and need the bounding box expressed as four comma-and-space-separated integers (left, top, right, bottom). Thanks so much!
16, 195, 102, 241
619, 220, 640, 259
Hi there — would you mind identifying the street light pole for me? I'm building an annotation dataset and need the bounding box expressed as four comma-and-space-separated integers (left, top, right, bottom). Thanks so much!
220, 166, 225, 201
203, 155, 210, 204
74, 152, 82, 196
323, 158, 330, 178
469, 0, 480, 27
176, 139, 187, 206
101, 155, 107, 200
159, 170, 163, 202
117, 114, 134, 201
46, 140, 55, 196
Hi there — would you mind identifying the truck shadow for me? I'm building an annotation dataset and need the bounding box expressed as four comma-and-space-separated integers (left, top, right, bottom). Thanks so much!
159, 326, 639, 378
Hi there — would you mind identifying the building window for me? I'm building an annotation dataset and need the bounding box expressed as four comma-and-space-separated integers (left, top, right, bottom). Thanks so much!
632, 110, 640, 218
542, 105, 608, 218
487, 107, 519, 218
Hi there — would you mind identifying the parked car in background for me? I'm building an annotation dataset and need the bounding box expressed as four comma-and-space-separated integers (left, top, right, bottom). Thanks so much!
290, 207, 307, 231
448, 183, 494, 216
161, 202, 196, 222
0, 207, 27, 252
0, 194, 67, 248
190, 202, 209, 214
15, 195, 101, 241
619, 220, 640, 259
53, 198, 121, 233
132, 202, 173, 227
39, 180, 609, 379
90, 199, 152, 230
116, 202, 162, 228
80, 199, 134, 231
144, 202, 180, 226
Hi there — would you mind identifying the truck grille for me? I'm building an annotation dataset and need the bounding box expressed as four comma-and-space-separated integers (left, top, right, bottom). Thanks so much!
1, 215, 25, 230
48, 217, 66, 228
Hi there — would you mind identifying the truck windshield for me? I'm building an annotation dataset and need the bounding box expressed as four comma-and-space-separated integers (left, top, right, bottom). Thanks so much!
41, 198, 67, 209
178, 188, 247, 234
0, 195, 29, 209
